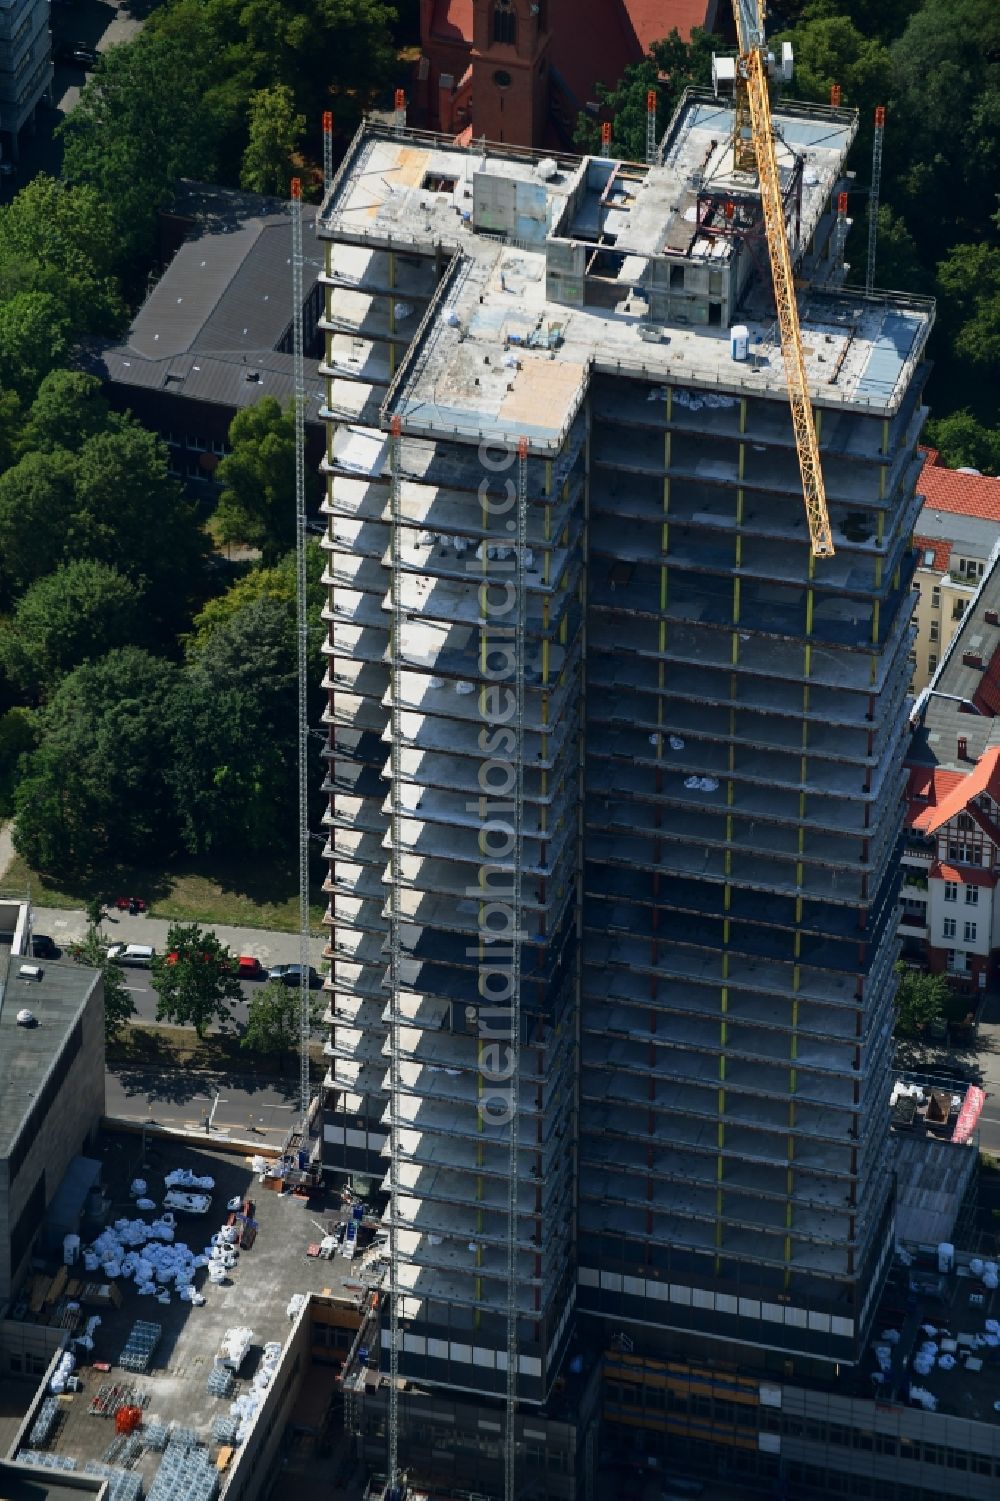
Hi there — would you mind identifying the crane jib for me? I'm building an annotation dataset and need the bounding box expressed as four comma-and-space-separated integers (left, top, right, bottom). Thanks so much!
735, 0, 765, 52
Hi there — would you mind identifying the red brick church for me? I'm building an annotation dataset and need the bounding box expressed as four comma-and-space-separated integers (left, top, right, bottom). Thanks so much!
415, 0, 718, 148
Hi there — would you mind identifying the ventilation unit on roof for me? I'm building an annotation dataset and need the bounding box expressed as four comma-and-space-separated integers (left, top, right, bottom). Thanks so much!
963, 653, 984, 669
986, 610, 999, 626
958, 737, 969, 760
244, 370, 262, 384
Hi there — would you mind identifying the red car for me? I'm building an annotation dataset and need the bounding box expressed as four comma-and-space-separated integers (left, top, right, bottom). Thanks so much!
113, 896, 147, 913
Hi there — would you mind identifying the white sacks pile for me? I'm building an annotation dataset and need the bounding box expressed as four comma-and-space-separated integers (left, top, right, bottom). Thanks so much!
165, 1169, 214, 1191
81, 1214, 210, 1305
49, 1350, 76, 1393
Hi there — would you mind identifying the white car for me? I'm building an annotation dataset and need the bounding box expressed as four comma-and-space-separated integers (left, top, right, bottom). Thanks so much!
162, 1190, 211, 1215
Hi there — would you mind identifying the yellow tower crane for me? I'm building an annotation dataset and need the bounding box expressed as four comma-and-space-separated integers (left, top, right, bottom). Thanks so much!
731, 0, 834, 559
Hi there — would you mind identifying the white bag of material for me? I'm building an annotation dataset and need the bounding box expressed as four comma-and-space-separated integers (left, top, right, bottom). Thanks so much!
130, 1179, 147, 1196
136, 1198, 156, 1211
83, 1252, 99, 1272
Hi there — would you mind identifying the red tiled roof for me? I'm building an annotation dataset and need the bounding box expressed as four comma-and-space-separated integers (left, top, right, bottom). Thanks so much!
918, 446, 1000, 523
911, 747, 1000, 834
551, 0, 714, 110
619, 0, 715, 51
430, 0, 473, 44
930, 861, 997, 888
906, 765, 966, 830
913, 533, 951, 573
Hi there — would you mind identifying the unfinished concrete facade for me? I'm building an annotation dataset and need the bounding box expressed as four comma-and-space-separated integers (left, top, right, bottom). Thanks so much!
317, 87, 933, 1490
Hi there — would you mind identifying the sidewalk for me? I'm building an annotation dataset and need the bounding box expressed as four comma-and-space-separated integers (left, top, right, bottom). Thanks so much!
38, 905, 326, 969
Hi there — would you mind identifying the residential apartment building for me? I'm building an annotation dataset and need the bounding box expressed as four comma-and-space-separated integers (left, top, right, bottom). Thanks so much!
910, 448, 1000, 693
0, 0, 50, 162
316, 88, 932, 1497
903, 551, 1000, 993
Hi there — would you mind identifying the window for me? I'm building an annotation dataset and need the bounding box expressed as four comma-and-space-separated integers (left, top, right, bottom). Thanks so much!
944, 882, 958, 902
493, 68, 512, 86
943, 918, 957, 939
929, 622, 939, 642
493, 0, 517, 45
929, 654, 938, 672
958, 813, 974, 831
966, 885, 980, 905
953, 600, 967, 620
949, 843, 981, 864
964, 921, 977, 942
932, 586, 941, 607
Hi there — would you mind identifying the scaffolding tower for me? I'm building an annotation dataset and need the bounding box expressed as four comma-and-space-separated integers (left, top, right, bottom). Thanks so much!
290, 176, 312, 1130
645, 89, 657, 165
867, 106, 885, 296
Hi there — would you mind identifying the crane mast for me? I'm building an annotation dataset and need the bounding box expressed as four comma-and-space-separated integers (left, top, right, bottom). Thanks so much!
731, 0, 834, 559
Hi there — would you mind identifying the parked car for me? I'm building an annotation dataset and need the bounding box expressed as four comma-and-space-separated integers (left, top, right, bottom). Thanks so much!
30, 935, 58, 959
267, 963, 321, 988
162, 1190, 211, 1216
113, 895, 147, 913
237, 955, 267, 980
55, 40, 99, 66
105, 943, 155, 968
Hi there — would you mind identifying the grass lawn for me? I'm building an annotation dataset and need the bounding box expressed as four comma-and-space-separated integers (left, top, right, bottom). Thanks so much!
3, 850, 326, 934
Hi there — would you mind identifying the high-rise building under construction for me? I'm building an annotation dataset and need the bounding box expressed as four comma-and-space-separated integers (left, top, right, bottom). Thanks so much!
316, 85, 933, 1499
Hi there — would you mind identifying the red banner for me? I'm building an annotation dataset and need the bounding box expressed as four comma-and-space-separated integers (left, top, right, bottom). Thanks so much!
951, 1085, 985, 1144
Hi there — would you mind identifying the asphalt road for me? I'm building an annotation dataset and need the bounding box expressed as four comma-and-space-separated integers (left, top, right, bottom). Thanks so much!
118, 967, 262, 1028
105, 1066, 301, 1147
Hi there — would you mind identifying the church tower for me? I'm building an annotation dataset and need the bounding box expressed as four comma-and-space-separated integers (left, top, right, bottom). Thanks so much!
470, 0, 552, 147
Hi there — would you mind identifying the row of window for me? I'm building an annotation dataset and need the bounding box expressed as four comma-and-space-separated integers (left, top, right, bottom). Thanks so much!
771, 1411, 998, 1473
942, 918, 978, 941
943, 882, 979, 904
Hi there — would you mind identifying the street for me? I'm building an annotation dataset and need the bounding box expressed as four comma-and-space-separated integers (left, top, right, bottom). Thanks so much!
105, 1065, 301, 1147
30, 904, 327, 1031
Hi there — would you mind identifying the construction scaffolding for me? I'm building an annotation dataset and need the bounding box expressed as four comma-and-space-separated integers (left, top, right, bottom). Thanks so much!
290, 177, 312, 1130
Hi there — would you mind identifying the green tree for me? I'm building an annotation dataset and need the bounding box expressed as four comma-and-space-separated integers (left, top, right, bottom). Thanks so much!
0, 450, 78, 599
70, 422, 207, 629
864, 204, 926, 295
796, 0, 911, 41
936, 243, 1000, 367
59, 33, 218, 275
574, 29, 715, 160
18, 370, 117, 456
0, 707, 36, 815
0, 175, 125, 334
925, 410, 1000, 475
185, 541, 324, 654
241, 85, 305, 196
150, 922, 242, 1036
888, 0, 1000, 255
214, 398, 310, 561
169, 595, 301, 856
0, 292, 71, 400
12, 648, 178, 878
773, 15, 891, 117
71, 925, 135, 1039
0, 561, 146, 700
0, 387, 20, 473
894, 964, 953, 1038
242, 979, 301, 1053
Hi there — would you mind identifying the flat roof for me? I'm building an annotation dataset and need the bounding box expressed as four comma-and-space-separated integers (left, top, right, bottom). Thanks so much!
319, 103, 934, 451
0, 956, 101, 1159
909, 548, 1000, 771
8, 1136, 369, 1487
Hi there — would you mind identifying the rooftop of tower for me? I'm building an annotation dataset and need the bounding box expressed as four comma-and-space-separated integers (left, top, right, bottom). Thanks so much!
318, 93, 934, 452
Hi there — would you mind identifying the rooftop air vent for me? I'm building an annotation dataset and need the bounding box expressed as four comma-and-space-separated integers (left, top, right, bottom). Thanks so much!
986, 610, 999, 626
962, 653, 984, 669
16, 1008, 37, 1026
18, 965, 42, 982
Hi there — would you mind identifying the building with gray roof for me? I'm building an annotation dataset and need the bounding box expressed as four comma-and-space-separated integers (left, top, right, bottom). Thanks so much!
82, 184, 325, 487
